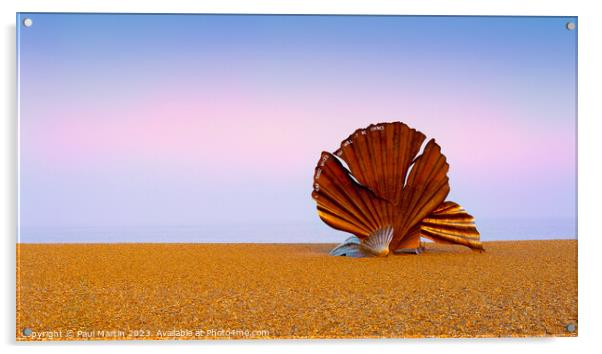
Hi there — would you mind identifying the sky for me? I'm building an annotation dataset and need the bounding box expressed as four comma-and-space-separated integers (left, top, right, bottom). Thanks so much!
17, 14, 577, 242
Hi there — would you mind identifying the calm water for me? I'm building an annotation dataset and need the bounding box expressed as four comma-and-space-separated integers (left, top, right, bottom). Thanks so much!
19, 218, 576, 243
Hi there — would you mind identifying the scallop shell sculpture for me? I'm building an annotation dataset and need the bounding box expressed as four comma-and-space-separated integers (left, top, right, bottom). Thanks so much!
311, 122, 484, 257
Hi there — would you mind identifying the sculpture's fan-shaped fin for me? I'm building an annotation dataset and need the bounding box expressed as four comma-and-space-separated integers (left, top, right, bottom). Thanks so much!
420, 201, 484, 251
311, 151, 394, 240
312, 121, 481, 255
390, 139, 450, 251
334, 122, 426, 204
360, 226, 394, 256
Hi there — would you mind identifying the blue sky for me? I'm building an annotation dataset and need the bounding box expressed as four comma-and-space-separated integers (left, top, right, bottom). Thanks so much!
18, 14, 577, 241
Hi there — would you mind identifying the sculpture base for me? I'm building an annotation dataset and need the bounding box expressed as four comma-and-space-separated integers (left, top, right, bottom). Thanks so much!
392, 245, 425, 255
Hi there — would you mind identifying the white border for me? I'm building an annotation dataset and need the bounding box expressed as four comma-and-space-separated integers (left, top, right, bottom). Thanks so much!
2, 1, 600, 353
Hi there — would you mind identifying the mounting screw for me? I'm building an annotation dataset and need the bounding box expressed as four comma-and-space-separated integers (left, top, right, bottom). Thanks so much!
566, 22, 576, 31
23, 18, 33, 28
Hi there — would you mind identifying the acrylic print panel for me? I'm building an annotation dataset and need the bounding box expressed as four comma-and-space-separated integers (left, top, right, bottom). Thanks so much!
16, 13, 577, 340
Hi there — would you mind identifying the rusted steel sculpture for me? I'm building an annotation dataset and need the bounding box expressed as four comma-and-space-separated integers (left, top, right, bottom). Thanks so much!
311, 122, 483, 257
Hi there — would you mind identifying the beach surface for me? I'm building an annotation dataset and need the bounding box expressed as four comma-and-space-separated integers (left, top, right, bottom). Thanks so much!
16, 240, 577, 340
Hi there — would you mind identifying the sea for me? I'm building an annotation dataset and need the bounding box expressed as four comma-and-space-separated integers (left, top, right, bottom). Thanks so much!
19, 218, 576, 243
